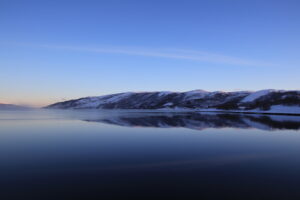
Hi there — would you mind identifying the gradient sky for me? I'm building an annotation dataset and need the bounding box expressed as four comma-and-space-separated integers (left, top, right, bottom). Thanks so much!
1, 0, 300, 106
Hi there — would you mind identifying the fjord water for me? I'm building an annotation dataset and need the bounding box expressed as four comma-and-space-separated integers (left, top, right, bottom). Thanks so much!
1, 110, 300, 199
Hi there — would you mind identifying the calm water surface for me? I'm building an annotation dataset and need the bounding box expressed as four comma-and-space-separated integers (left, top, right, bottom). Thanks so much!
1, 110, 300, 199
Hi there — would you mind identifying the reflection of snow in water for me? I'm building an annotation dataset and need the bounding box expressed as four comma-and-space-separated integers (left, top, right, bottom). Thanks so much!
82, 111, 300, 131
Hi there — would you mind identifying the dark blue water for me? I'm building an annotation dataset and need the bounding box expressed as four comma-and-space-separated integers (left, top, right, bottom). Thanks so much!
1, 110, 300, 199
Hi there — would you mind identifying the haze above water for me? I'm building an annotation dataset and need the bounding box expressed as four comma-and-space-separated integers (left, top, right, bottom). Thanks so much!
1, 110, 300, 199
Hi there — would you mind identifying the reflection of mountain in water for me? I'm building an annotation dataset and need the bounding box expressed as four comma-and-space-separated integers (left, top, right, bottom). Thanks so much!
85, 113, 300, 131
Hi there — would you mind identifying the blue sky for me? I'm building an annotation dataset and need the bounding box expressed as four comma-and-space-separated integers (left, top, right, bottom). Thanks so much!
1, 0, 300, 106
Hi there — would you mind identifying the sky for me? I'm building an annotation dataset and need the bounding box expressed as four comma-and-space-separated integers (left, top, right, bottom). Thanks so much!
0, 0, 300, 107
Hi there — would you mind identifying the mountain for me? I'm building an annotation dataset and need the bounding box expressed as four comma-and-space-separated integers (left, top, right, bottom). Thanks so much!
45, 89, 300, 114
0, 103, 30, 110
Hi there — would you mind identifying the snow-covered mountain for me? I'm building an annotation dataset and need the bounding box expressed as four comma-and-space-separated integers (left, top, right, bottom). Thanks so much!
46, 89, 300, 114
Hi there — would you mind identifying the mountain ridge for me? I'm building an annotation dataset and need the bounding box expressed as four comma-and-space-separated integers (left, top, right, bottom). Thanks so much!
45, 89, 300, 114
0, 103, 30, 110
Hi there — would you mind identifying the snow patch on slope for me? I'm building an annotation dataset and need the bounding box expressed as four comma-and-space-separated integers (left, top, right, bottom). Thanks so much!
104, 93, 133, 103
184, 90, 209, 100
157, 91, 173, 96
241, 89, 275, 102
268, 105, 300, 114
